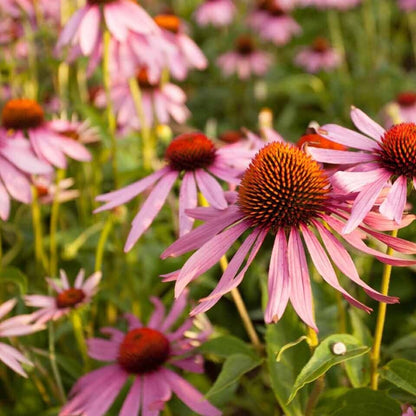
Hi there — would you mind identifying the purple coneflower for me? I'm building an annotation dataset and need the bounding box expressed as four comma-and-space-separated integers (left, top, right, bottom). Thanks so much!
162, 141, 416, 330
194, 0, 236, 27
25, 269, 102, 324
59, 293, 220, 416
217, 35, 272, 80
309, 106, 416, 231
295, 37, 342, 73
0, 298, 44, 377
398, 0, 416, 10
383, 92, 416, 127
96, 132, 249, 251
33, 176, 80, 205
1, 99, 92, 168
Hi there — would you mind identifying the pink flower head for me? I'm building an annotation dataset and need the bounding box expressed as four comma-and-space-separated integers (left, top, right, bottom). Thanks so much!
194, 0, 236, 27
402, 405, 415, 416
309, 106, 416, 232
25, 269, 102, 324
162, 141, 416, 330
248, 0, 301, 46
384, 92, 416, 128
60, 292, 220, 416
1, 99, 92, 169
295, 37, 342, 73
217, 35, 272, 80
96, 132, 251, 251
56, 0, 158, 61
34, 176, 80, 205
298, 0, 361, 9
399, 0, 416, 10
154, 13, 208, 81
1, 0, 60, 22
0, 298, 44, 377
95, 68, 190, 133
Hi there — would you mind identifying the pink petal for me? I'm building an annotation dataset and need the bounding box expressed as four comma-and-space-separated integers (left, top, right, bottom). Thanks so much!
120, 377, 142, 416
0, 180, 10, 220
56, 8, 88, 49
265, 229, 291, 323
350, 107, 385, 142
307, 147, 376, 164
195, 169, 227, 209
0, 145, 52, 174
0, 299, 16, 319
0, 342, 31, 377
79, 6, 101, 55
288, 228, 317, 331
29, 129, 67, 168
86, 338, 119, 362
0, 157, 31, 203
379, 175, 408, 223
171, 356, 204, 373
124, 170, 178, 251
142, 372, 171, 416
74, 269, 85, 288
160, 291, 188, 332
178, 172, 197, 237
332, 168, 388, 193
148, 297, 166, 329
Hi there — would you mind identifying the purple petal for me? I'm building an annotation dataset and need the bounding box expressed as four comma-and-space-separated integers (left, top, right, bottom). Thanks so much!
29, 129, 67, 168
56, 8, 88, 49
120, 377, 142, 416
0, 180, 10, 220
379, 175, 408, 223
307, 147, 376, 165
350, 107, 385, 142
0, 342, 31, 377
160, 291, 187, 332
74, 269, 85, 288
0, 157, 32, 203
79, 6, 101, 55
332, 168, 387, 193
142, 372, 171, 416
0, 299, 16, 319
179, 172, 197, 236
195, 169, 227, 209
86, 338, 119, 362
148, 297, 166, 329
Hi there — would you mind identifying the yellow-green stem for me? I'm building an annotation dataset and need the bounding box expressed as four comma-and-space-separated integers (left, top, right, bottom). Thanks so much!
31, 188, 48, 272
50, 169, 65, 277
128, 77, 154, 170
370, 228, 398, 390
103, 29, 119, 188
70, 311, 89, 369
94, 215, 113, 272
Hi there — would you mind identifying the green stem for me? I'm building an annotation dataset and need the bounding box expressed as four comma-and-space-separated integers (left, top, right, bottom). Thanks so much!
370, 228, 398, 390
31, 187, 48, 272
94, 215, 113, 272
128, 77, 153, 170
70, 311, 89, 369
48, 322, 66, 403
408, 13, 416, 66
103, 29, 119, 189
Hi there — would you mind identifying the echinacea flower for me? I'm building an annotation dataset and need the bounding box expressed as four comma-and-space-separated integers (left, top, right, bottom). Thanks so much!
383, 92, 416, 127
154, 13, 208, 81
162, 141, 416, 330
295, 37, 342, 73
0, 298, 44, 377
59, 292, 220, 416
398, 0, 416, 10
25, 269, 102, 324
94, 68, 190, 133
194, 0, 236, 27
56, 0, 158, 59
309, 106, 416, 232
217, 35, 272, 80
34, 176, 80, 205
1, 99, 92, 168
96, 132, 251, 251
247, 0, 301, 46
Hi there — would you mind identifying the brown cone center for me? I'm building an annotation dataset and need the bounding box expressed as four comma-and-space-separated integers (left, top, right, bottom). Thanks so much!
2, 99, 44, 130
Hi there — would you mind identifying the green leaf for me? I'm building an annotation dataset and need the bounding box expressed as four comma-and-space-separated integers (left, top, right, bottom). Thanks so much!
380, 358, 416, 396
206, 353, 262, 398
331, 388, 401, 416
266, 307, 311, 416
198, 335, 256, 358
288, 334, 370, 402
0, 267, 28, 294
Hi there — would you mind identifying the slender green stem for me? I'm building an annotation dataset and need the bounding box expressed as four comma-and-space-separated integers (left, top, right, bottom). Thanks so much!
103, 29, 119, 188
128, 77, 153, 170
50, 169, 65, 278
70, 311, 89, 369
31, 187, 48, 272
94, 215, 113, 272
370, 228, 398, 390
48, 322, 66, 403
408, 13, 416, 66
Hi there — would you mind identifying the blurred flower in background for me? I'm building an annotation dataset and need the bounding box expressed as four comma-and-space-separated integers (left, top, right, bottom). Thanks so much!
194, 0, 236, 27
383, 92, 416, 127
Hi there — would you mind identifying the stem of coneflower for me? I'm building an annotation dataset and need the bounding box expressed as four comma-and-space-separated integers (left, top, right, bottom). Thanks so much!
370, 228, 398, 390
103, 29, 119, 189
50, 169, 65, 278
219, 256, 262, 352
31, 187, 48, 272
70, 311, 89, 370
128, 77, 154, 170
48, 321, 66, 403
94, 215, 113, 272
327, 10, 349, 76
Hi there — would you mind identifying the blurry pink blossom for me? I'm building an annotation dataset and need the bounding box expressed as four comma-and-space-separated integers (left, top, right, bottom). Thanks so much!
194, 0, 236, 27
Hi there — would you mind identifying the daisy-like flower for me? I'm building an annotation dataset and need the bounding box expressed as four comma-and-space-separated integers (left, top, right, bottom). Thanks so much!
309, 106, 416, 232
161, 141, 416, 330
48, 118, 100, 145
248, 0, 301, 46
383, 92, 416, 127
194, 0, 236, 27
217, 35, 272, 80
398, 0, 416, 10
25, 269, 102, 324
154, 13, 208, 81
0, 298, 44, 377
295, 37, 342, 73
34, 176, 80, 205
60, 293, 220, 416
95, 132, 251, 251
1, 0, 60, 22
1, 99, 92, 169
95, 68, 190, 133
55, 0, 158, 59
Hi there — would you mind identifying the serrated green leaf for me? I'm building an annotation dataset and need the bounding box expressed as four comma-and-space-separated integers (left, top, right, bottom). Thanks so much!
331, 388, 401, 416
380, 359, 416, 396
206, 353, 262, 398
0, 267, 28, 294
288, 334, 370, 402
198, 335, 256, 358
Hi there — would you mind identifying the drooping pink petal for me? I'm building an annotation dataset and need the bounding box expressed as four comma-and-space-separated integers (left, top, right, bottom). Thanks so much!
79, 6, 101, 55
160, 291, 188, 332
162, 368, 221, 416
51, 133, 91, 162
119, 377, 142, 416
331, 168, 388, 194
103, 2, 128, 41
0, 299, 17, 319
379, 175, 408, 223
319, 124, 380, 151
56, 8, 88, 49
300, 224, 371, 312
343, 170, 391, 234
124, 170, 178, 251
363, 211, 415, 231
288, 228, 317, 331
147, 297, 166, 329
195, 169, 227, 209
174, 221, 251, 297
0, 342, 31, 377
74, 269, 85, 288
265, 229, 290, 323
171, 356, 204, 373
29, 129, 67, 168
142, 372, 172, 416
307, 147, 376, 165
350, 107, 385, 142
179, 172, 197, 236
0, 145, 52, 174
208, 164, 240, 184
86, 338, 119, 362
